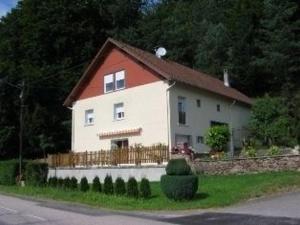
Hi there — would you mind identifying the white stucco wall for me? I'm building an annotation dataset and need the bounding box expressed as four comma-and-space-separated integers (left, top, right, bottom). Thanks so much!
169, 84, 251, 153
72, 81, 169, 152
48, 166, 166, 182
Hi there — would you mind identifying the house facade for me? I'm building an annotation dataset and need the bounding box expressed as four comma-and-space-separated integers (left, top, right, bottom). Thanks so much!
64, 38, 252, 153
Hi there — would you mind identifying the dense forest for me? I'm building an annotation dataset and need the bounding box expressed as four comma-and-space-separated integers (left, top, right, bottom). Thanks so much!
0, 0, 299, 159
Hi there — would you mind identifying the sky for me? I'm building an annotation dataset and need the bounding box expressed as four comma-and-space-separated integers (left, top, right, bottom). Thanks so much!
0, 0, 18, 17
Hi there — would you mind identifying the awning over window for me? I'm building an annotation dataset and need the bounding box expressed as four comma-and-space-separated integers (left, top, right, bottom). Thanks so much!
98, 128, 142, 139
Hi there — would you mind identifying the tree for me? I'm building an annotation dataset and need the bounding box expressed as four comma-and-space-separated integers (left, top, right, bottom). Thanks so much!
0, 0, 145, 158
249, 96, 296, 146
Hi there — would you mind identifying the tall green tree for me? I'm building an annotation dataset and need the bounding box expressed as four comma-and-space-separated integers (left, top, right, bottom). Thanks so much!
0, 0, 145, 158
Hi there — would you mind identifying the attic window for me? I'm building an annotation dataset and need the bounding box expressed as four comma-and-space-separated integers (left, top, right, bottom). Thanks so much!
115, 70, 125, 90
104, 70, 125, 93
104, 74, 114, 93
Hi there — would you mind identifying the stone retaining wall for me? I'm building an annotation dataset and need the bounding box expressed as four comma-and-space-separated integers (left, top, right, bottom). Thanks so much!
193, 154, 300, 175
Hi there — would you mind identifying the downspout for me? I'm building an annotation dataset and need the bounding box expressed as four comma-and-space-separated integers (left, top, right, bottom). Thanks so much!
166, 80, 176, 152
229, 100, 236, 158
67, 106, 74, 151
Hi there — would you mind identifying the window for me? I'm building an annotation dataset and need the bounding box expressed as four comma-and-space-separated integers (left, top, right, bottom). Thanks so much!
175, 134, 192, 148
197, 136, 204, 144
196, 99, 201, 108
111, 139, 129, 149
85, 109, 94, 125
104, 70, 125, 93
114, 103, 124, 120
178, 97, 186, 125
115, 70, 125, 90
104, 74, 114, 93
217, 104, 221, 112
210, 121, 227, 127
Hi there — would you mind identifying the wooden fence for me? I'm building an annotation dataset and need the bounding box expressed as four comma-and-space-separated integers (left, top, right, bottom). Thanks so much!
47, 145, 169, 168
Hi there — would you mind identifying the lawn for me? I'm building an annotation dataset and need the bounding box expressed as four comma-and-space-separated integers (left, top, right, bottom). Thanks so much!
0, 171, 299, 211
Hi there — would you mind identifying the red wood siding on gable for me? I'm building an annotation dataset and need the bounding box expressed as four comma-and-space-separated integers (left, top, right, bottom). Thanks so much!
78, 47, 162, 100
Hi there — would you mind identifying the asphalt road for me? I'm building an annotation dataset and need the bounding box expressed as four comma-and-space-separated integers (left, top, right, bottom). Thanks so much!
0, 192, 300, 225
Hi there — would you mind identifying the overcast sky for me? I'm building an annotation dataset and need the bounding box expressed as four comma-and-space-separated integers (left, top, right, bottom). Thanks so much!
0, 0, 18, 17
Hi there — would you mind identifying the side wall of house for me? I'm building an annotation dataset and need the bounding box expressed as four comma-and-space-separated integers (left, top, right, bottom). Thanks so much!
169, 84, 251, 153
72, 80, 169, 152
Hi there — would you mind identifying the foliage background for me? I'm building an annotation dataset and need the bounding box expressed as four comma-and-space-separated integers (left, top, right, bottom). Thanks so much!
0, 0, 299, 159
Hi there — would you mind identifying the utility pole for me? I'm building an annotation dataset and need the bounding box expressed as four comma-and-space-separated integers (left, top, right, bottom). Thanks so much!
19, 80, 25, 182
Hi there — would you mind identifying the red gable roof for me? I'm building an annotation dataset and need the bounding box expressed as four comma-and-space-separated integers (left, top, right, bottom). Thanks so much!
64, 38, 252, 107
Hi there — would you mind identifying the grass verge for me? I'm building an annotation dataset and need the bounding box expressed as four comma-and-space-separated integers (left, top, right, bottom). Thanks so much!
0, 171, 299, 210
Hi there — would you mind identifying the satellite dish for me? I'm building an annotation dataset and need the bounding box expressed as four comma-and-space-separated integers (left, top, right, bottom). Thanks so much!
155, 47, 167, 58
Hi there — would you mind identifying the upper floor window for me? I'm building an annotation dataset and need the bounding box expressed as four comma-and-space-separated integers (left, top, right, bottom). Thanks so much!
196, 99, 201, 108
104, 70, 125, 93
104, 74, 114, 93
85, 109, 94, 125
114, 103, 124, 120
217, 104, 221, 112
115, 71, 125, 90
178, 96, 186, 125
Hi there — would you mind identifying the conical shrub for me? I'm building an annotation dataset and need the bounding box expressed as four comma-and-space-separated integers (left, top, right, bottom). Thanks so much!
127, 177, 138, 198
70, 177, 78, 190
92, 176, 101, 192
103, 174, 113, 195
63, 177, 71, 189
115, 177, 126, 195
80, 177, 89, 192
140, 177, 151, 199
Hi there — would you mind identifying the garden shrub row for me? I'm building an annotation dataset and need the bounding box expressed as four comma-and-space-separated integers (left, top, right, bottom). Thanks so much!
47, 175, 151, 199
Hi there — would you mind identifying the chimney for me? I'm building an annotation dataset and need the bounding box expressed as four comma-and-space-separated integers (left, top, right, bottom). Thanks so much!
223, 69, 230, 87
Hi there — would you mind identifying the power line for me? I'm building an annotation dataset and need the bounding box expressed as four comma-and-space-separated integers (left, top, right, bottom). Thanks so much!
26, 60, 90, 87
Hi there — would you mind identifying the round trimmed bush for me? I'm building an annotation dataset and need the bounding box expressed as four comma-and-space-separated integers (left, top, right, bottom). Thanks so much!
161, 175, 198, 201
92, 176, 101, 192
115, 177, 126, 195
80, 177, 89, 192
103, 174, 114, 195
127, 177, 139, 198
140, 178, 151, 199
166, 159, 191, 175
70, 177, 78, 190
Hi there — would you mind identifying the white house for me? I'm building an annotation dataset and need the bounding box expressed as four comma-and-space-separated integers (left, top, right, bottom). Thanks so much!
64, 38, 252, 153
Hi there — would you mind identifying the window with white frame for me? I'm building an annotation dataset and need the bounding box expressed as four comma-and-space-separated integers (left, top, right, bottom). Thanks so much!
114, 103, 124, 120
104, 70, 125, 93
178, 96, 186, 125
115, 70, 125, 90
85, 109, 94, 125
104, 74, 114, 93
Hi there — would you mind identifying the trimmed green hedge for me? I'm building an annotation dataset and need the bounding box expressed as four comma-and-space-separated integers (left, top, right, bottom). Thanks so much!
166, 158, 191, 175
115, 177, 126, 195
103, 175, 114, 195
92, 176, 101, 192
127, 177, 139, 198
25, 162, 48, 186
0, 160, 19, 185
80, 177, 89, 192
140, 177, 151, 199
161, 175, 198, 200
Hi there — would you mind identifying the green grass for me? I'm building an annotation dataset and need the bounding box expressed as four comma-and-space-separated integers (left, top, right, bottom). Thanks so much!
0, 171, 299, 211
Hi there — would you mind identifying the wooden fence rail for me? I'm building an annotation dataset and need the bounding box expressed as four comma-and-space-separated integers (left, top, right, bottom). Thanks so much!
47, 145, 169, 168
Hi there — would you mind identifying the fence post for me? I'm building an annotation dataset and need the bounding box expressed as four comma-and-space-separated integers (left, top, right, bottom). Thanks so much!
85, 150, 88, 168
